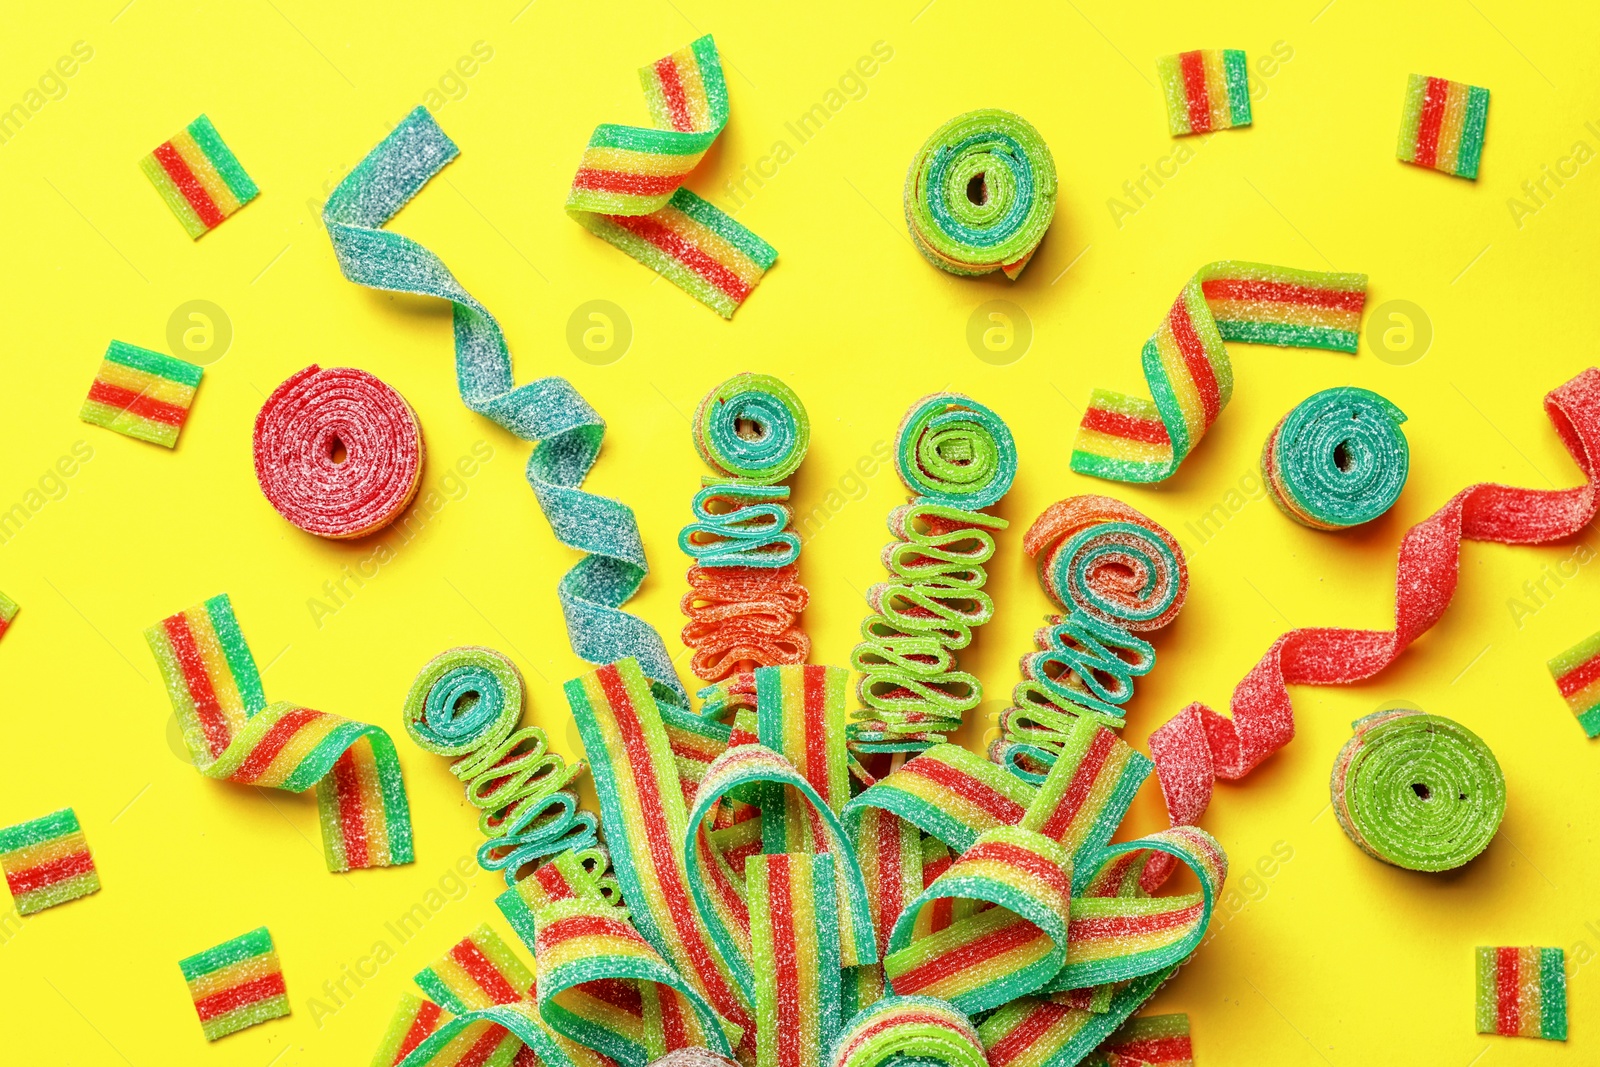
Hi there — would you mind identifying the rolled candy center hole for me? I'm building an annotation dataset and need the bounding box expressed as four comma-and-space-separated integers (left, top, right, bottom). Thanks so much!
735, 416, 766, 441
329, 435, 348, 465
967, 172, 988, 205
453, 691, 480, 715
1411, 782, 1431, 800
1334, 441, 1353, 472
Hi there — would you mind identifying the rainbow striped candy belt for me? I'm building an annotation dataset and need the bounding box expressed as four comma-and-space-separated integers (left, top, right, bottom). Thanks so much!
146, 594, 414, 872
379, 659, 1226, 1067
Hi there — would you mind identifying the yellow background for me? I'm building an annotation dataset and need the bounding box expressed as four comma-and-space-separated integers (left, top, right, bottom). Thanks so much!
2, 0, 1598, 1063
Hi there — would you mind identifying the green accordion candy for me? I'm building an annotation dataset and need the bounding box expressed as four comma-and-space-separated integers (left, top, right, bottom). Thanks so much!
692, 372, 810, 485
1330, 708, 1505, 871
1262, 386, 1410, 530
903, 109, 1057, 280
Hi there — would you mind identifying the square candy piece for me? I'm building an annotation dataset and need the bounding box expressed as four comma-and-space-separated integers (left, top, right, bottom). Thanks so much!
1398, 74, 1489, 179
1477, 946, 1566, 1041
0, 807, 101, 915
140, 114, 259, 238
1548, 629, 1600, 737
180, 926, 290, 1041
1157, 50, 1251, 135
80, 340, 203, 448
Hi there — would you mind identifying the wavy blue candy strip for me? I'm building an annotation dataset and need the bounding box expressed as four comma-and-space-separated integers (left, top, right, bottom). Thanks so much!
323, 107, 686, 707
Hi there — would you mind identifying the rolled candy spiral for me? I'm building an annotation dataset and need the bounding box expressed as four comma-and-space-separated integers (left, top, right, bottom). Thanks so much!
1262, 386, 1410, 530
252, 364, 424, 539
692, 372, 810, 485
904, 109, 1057, 280
895, 393, 1018, 510
1330, 708, 1505, 872
1027, 496, 1188, 632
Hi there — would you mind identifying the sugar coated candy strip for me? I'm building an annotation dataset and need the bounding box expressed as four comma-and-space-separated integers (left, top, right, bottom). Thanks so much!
140, 114, 259, 238
980, 968, 1175, 1067
1330, 708, 1504, 872
403, 647, 598, 884
755, 665, 851, 852
1547, 629, 1600, 738
829, 995, 988, 1067
79, 340, 203, 449
1080, 1012, 1192, 1066
851, 395, 1015, 753
567, 36, 776, 317
749, 853, 842, 1067
414, 924, 535, 1013
1157, 51, 1251, 136
147, 593, 414, 871
253, 364, 424, 539
1071, 262, 1368, 484
179, 926, 289, 1041
1262, 387, 1410, 530
1147, 369, 1600, 877
0, 807, 100, 915
0, 590, 16, 640
326, 108, 686, 708
373, 993, 448, 1067
693, 373, 811, 485
1477, 947, 1566, 1041
903, 109, 1058, 280
1398, 74, 1490, 180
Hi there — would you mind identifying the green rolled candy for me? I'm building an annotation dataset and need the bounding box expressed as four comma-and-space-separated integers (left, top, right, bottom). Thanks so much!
1330, 708, 1505, 872
692, 372, 810, 485
903, 109, 1057, 279
1262, 386, 1409, 530
895, 393, 1017, 510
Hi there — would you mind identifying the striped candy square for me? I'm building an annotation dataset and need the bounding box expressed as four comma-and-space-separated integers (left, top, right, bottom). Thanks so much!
1477, 946, 1566, 1040
180, 926, 290, 1041
141, 114, 259, 238
0, 808, 100, 915
80, 341, 203, 448
0, 591, 16, 641
1398, 74, 1489, 180
1157, 50, 1250, 135
1548, 630, 1600, 737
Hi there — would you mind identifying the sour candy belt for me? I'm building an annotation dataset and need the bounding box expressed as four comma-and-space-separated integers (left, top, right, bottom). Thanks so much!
1147, 369, 1600, 873
325, 108, 686, 708
1261, 387, 1409, 530
402, 647, 600, 885
903, 109, 1057, 280
681, 374, 812, 682
567, 36, 776, 318
253, 364, 424, 539
749, 853, 842, 1067
851, 395, 1016, 753
1398, 74, 1490, 180
179, 926, 289, 1041
1329, 709, 1504, 872
1546, 629, 1600, 738
829, 996, 987, 1067
140, 114, 259, 238
80, 340, 203, 449
1476, 947, 1566, 1041
1071, 262, 1368, 484
1081, 1012, 1193, 1066
0, 807, 100, 915
147, 593, 414, 871
1156, 51, 1251, 136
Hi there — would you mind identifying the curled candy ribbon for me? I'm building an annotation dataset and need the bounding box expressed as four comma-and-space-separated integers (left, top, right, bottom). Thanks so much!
325, 108, 686, 708
1071, 262, 1368, 483
146, 594, 413, 872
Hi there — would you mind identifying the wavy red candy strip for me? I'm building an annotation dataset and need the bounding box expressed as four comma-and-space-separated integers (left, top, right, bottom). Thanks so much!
681, 564, 809, 682
1148, 369, 1600, 854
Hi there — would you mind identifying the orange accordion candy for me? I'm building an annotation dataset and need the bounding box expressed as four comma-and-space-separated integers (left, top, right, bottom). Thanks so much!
253, 365, 424, 539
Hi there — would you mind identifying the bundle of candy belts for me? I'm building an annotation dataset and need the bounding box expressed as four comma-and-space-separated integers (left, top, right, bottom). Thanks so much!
13, 26, 1600, 1067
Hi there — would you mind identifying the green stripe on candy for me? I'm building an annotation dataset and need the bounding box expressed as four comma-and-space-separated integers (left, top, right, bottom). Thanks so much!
0, 807, 81, 852
584, 122, 719, 156
139, 155, 207, 238
203, 594, 266, 714
1263, 387, 1409, 530
1457, 86, 1490, 179
105, 340, 204, 387
187, 114, 259, 202
1541, 947, 1568, 1039
692, 373, 808, 485
1223, 50, 1251, 126
15, 871, 101, 915
1397, 74, 1427, 163
1212, 319, 1360, 353
1330, 710, 1505, 871
673, 188, 778, 268
180, 926, 275, 980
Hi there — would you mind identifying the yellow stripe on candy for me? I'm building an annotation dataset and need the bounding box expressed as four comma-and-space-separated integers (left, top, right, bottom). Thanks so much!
1202, 51, 1230, 131
653, 204, 766, 286
1071, 428, 1171, 466
181, 607, 252, 744
1435, 80, 1470, 175
2, 831, 88, 873
250, 714, 343, 786
675, 51, 713, 131
580, 145, 701, 179
96, 359, 198, 407
186, 953, 276, 1001
169, 130, 242, 216
1204, 299, 1360, 332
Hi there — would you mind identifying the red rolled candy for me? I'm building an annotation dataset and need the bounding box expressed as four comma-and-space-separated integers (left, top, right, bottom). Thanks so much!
253, 365, 424, 539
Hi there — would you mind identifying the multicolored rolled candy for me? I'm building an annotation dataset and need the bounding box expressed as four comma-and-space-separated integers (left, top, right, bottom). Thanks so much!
79, 340, 203, 449
1071, 262, 1368, 483
146, 593, 414, 871
253, 365, 424, 539
402, 647, 599, 885
904, 109, 1057, 280
1547, 629, 1600, 738
567, 36, 776, 317
140, 114, 259, 238
1157, 50, 1250, 136
1262, 387, 1409, 530
1477, 946, 1566, 1041
852, 395, 1015, 754
0, 807, 100, 915
1398, 74, 1490, 180
179, 926, 289, 1041
1330, 708, 1504, 872
0, 591, 16, 641
681, 374, 811, 682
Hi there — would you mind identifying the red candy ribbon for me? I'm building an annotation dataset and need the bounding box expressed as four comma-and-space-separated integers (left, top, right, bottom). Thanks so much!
1149, 369, 1600, 852
253, 365, 425, 539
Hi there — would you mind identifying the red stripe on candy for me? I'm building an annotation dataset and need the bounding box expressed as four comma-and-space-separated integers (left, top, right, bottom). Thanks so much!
892, 916, 1045, 992
876, 813, 905, 953
1068, 900, 1202, 941
658, 979, 688, 1051
153, 142, 225, 229
85, 380, 190, 426
803, 665, 829, 805
959, 841, 1068, 891
769, 861, 802, 1067
451, 940, 521, 1005
193, 973, 287, 1020
572, 168, 690, 197
603, 213, 751, 304
1113, 1036, 1192, 1061
1496, 946, 1520, 1035
457, 1025, 510, 1067
6, 850, 94, 894
1414, 77, 1448, 169
333, 749, 370, 869
1556, 652, 1600, 696
1080, 405, 1171, 447
395, 1001, 444, 1064
163, 614, 231, 760
985, 1000, 1069, 1067
232, 707, 321, 783
840, 1011, 962, 1062
1168, 300, 1222, 429
902, 757, 1028, 824
1033, 728, 1116, 842
1178, 52, 1212, 134
1200, 278, 1366, 311
654, 56, 695, 132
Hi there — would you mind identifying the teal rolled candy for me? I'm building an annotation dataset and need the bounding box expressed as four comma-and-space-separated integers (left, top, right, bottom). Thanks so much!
1262, 386, 1409, 529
